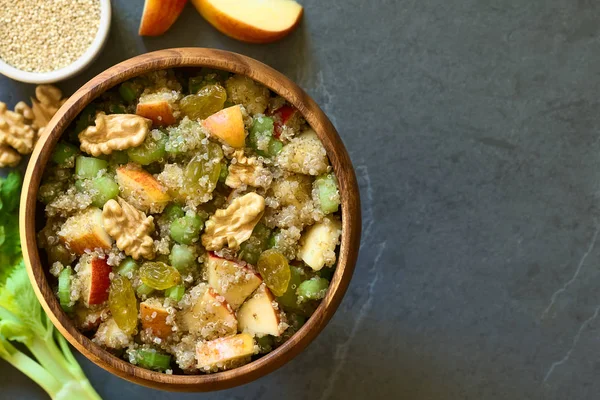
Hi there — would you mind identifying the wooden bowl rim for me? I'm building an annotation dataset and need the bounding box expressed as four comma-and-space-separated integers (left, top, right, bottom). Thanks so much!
20, 48, 361, 392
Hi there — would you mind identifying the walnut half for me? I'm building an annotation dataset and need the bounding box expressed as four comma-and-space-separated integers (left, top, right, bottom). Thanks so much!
225, 150, 272, 189
202, 192, 265, 251
79, 113, 151, 156
102, 197, 156, 260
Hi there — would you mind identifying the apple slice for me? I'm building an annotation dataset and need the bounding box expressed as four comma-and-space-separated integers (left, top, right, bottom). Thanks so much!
238, 284, 284, 336
207, 253, 262, 309
139, 0, 188, 36
202, 105, 245, 148
136, 91, 180, 126
180, 286, 237, 339
140, 299, 173, 339
116, 165, 171, 213
79, 256, 112, 306
191, 0, 303, 44
298, 216, 342, 271
58, 207, 113, 255
196, 333, 255, 371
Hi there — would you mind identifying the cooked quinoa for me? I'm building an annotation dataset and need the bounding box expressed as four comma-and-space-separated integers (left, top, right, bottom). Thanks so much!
37, 69, 342, 374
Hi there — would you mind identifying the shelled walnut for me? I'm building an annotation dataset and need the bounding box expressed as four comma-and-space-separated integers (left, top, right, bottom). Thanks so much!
0, 84, 67, 167
102, 197, 156, 260
79, 113, 151, 156
201, 192, 265, 251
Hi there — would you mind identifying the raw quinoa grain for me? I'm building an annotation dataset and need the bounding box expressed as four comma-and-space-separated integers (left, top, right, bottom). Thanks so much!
0, 0, 101, 72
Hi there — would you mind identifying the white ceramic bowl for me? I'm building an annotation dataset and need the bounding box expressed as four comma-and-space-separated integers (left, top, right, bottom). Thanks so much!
0, 0, 111, 84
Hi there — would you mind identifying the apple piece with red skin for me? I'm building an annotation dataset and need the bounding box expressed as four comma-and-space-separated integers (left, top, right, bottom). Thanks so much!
58, 208, 113, 255
237, 284, 284, 337
180, 286, 237, 338
139, 0, 188, 36
207, 252, 262, 310
196, 333, 255, 371
79, 256, 112, 306
202, 105, 245, 148
270, 105, 297, 139
191, 0, 303, 44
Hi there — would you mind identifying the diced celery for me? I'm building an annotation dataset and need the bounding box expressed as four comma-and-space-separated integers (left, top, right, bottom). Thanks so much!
268, 139, 283, 156
297, 277, 330, 301
165, 285, 185, 302
75, 156, 107, 179
169, 214, 204, 245
90, 176, 120, 207
131, 349, 171, 371
218, 160, 229, 183
136, 283, 154, 297
169, 244, 196, 271
127, 132, 167, 165
51, 142, 78, 165
110, 150, 129, 165
119, 82, 138, 103
314, 174, 340, 214
116, 257, 138, 277
163, 204, 185, 222
58, 268, 73, 312
239, 223, 272, 265
276, 265, 306, 309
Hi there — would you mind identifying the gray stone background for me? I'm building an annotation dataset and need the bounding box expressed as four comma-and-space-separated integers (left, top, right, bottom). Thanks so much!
1, 0, 600, 398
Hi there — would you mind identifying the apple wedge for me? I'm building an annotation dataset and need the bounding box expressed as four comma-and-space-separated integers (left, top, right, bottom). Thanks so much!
238, 284, 284, 337
196, 333, 255, 371
136, 91, 180, 126
180, 286, 237, 339
202, 105, 245, 148
58, 207, 113, 255
139, 0, 188, 36
207, 253, 262, 309
298, 216, 342, 271
140, 299, 173, 339
116, 165, 171, 213
78, 256, 112, 306
191, 0, 303, 44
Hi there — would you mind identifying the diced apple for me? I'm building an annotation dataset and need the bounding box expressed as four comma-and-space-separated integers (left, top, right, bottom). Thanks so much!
78, 256, 112, 306
93, 318, 132, 350
180, 286, 237, 339
140, 299, 173, 339
136, 100, 176, 127
238, 284, 284, 337
116, 165, 171, 213
139, 0, 188, 36
58, 207, 113, 255
196, 333, 255, 370
270, 104, 297, 139
191, 0, 303, 44
202, 105, 245, 148
207, 253, 262, 309
298, 216, 342, 271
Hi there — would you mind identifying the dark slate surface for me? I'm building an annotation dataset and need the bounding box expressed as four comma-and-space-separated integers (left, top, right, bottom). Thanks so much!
2, 0, 600, 399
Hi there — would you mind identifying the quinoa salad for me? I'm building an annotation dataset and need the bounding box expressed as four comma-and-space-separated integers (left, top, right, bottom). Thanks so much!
37, 69, 342, 374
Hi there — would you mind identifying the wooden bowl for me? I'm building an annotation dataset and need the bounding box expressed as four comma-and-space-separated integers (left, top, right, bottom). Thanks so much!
20, 48, 361, 392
